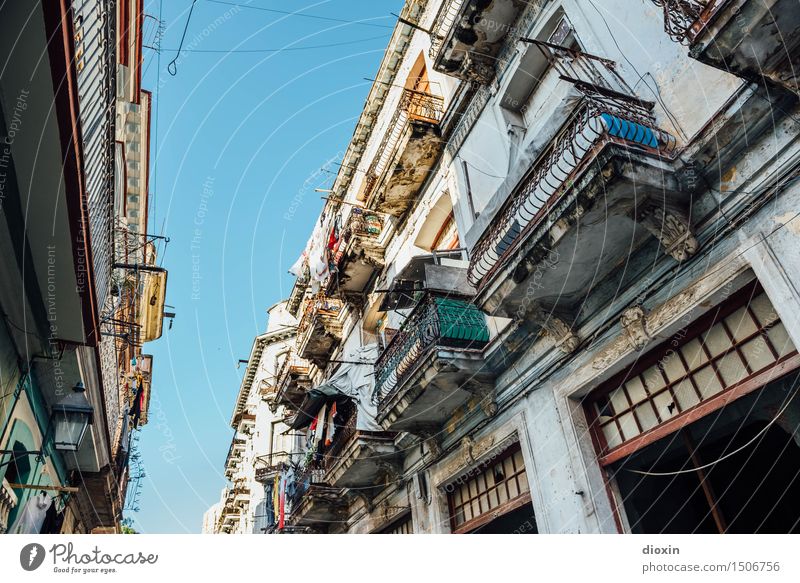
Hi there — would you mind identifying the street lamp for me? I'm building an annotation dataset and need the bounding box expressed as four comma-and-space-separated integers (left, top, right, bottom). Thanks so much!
50, 382, 94, 452
0, 381, 95, 469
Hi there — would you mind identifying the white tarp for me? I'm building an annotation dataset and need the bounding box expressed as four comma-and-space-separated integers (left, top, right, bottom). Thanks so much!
317, 344, 381, 431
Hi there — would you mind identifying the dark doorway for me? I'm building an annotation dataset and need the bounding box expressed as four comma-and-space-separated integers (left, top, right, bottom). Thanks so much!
469, 503, 538, 534
612, 385, 800, 533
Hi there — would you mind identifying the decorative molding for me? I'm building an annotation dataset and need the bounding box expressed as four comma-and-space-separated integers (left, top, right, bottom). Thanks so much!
524, 304, 579, 353
620, 306, 650, 351
636, 203, 699, 261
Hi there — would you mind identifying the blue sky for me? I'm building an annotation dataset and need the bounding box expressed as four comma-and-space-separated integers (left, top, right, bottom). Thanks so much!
131, 0, 400, 533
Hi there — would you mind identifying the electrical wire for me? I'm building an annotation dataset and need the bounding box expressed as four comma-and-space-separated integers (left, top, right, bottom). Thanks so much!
458, 157, 508, 179
167, 0, 198, 76
586, 0, 688, 141
204, 0, 394, 29
161, 33, 390, 53
625, 387, 800, 477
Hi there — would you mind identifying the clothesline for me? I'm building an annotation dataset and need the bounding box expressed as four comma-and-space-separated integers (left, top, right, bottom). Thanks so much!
8, 483, 79, 493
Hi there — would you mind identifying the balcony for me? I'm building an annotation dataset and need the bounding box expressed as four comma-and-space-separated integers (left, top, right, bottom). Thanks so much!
0, 478, 18, 534
321, 401, 399, 489
286, 468, 346, 531
363, 89, 445, 217
296, 295, 346, 366
274, 352, 311, 410
466, 43, 690, 328
374, 293, 494, 435
430, 0, 526, 83
224, 437, 247, 476
255, 451, 295, 483
332, 209, 388, 294
653, 0, 800, 92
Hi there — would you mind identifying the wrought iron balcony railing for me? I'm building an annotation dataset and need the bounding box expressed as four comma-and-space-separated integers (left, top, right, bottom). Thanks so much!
255, 451, 296, 482
287, 467, 327, 513
363, 89, 445, 201
321, 400, 358, 470
373, 293, 490, 404
467, 42, 676, 288
651, 0, 712, 44
333, 209, 384, 265
276, 352, 310, 393
296, 295, 345, 361
428, 0, 467, 58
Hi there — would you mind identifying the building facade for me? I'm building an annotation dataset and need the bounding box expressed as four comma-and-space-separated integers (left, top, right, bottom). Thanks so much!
0, 1, 166, 533
208, 302, 304, 534
218, 0, 800, 534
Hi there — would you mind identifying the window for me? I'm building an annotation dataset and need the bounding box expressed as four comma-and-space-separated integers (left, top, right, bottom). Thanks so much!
500, 11, 577, 121
378, 512, 413, 534
446, 443, 534, 533
587, 282, 798, 464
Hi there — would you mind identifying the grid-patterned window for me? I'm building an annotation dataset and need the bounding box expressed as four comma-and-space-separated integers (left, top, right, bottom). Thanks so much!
590, 286, 797, 454
447, 444, 531, 532
379, 513, 413, 534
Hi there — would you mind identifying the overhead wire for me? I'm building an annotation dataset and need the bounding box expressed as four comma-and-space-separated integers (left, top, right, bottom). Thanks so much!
624, 387, 800, 477
161, 34, 390, 53
204, 0, 394, 29
167, 0, 198, 76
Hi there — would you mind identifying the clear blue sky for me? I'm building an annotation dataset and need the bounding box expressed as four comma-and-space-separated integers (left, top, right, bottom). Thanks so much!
131, 0, 400, 533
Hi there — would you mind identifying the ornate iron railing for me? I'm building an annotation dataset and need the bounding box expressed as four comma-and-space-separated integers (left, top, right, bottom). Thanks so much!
287, 467, 326, 512
651, 0, 712, 44
275, 351, 310, 393
373, 293, 490, 404
363, 89, 445, 200
429, 0, 466, 58
296, 295, 344, 350
321, 400, 358, 469
255, 451, 299, 483
467, 43, 677, 288
333, 208, 384, 265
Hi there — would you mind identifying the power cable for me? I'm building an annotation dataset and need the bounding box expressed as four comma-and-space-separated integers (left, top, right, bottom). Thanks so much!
161, 34, 390, 53
625, 387, 799, 477
167, 0, 198, 76
204, 0, 394, 29
586, 0, 688, 140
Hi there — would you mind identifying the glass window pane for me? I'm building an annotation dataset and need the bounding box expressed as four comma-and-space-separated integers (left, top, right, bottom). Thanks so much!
642, 366, 666, 393
680, 338, 708, 370
767, 322, 795, 357
652, 390, 677, 421
602, 423, 623, 449
497, 484, 509, 504
507, 477, 520, 499
725, 307, 758, 341
609, 387, 630, 415
717, 352, 748, 386
634, 402, 659, 432
693, 364, 724, 399
518, 470, 530, 494
618, 411, 639, 441
662, 350, 687, 382
740, 335, 777, 372
703, 323, 732, 357
749, 293, 779, 327
625, 377, 648, 405
673, 379, 700, 411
